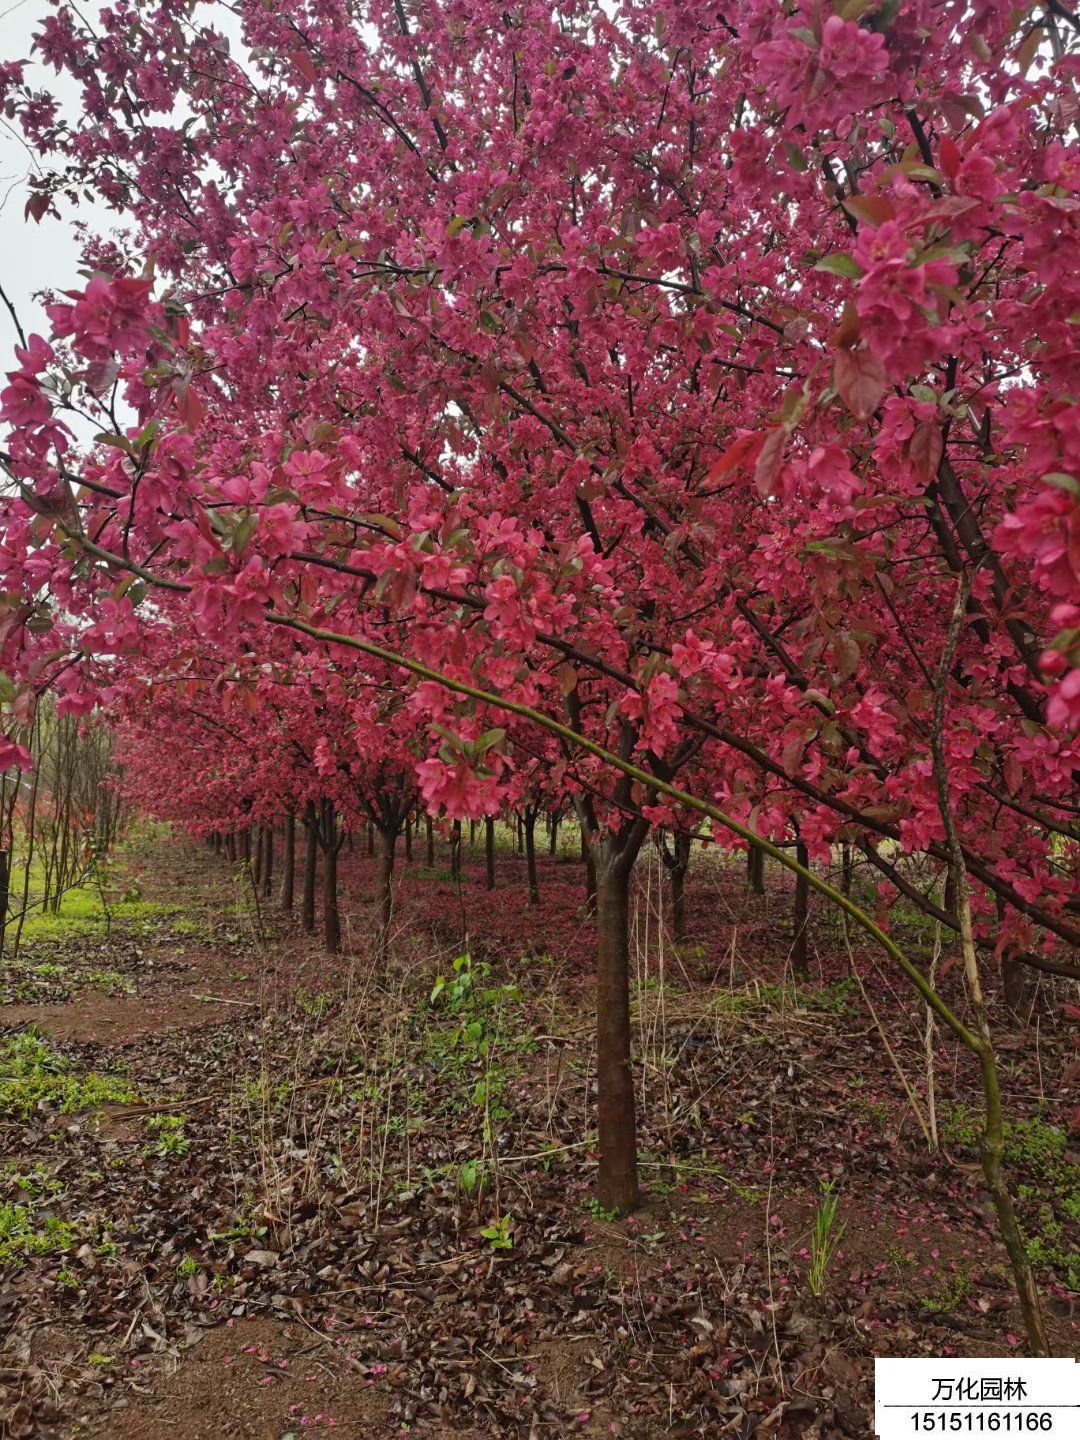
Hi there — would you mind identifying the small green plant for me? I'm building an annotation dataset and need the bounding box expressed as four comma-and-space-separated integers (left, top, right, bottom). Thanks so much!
88, 1353, 115, 1367
144, 1113, 190, 1157
295, 987, 330, 1019
807, 1180, 846, 1297
176, 1256, 198, 1278
0, 1030, 138, 1115
480, 1212, 514, 1250
713, 979, 855, 1016
87, 968, 134, 994
0, 1200, 76, 1269
458, 1158, 486, 1198
920, 1269, 974, 1314
586, 1197, 622, 1222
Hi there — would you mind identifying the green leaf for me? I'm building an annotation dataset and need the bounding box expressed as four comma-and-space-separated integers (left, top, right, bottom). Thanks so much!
231, 514, 257, 556
815, 253, 862, 279
93, 432, 132, 453
1044, 472, 1080, 496
474, 727, 506, 755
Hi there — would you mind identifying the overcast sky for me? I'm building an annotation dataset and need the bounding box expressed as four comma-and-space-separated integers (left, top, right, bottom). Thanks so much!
0, 1, 245, 371
0, 0, 97, 359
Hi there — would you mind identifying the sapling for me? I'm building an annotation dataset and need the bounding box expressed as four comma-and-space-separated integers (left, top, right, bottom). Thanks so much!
807, 1180, 846, 1298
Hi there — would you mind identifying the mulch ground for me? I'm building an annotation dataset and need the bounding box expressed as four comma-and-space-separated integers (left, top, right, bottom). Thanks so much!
0, 834, 1077, 1439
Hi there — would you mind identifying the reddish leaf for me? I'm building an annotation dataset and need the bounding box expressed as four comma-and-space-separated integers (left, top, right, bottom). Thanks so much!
833, 349, 886, 421
24, 193, 50, 224
841, 195, 895, 227
939, 134, 962, 180
753, 428, 786, 499
909, 422, 944, 482
289, 49, 317, 84
703, 430, 764, 485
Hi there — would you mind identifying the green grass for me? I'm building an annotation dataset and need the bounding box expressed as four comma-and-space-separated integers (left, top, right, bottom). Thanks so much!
0, 1199, 76, 1269
711, 978, 855, 1015
6, 850, 180, 944
940, 1103, 1080, 1289
0, 1030, 139, 1116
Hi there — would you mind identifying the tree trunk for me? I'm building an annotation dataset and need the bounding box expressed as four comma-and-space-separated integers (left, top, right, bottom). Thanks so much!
425, 815, 435, 867
469, 819, 476, 850
485, 816, 495, 890
747, 844, 765, 895
322, 799, 340, 955
524, 809, 539, 906
450, 820, 462, 882
252, 826, 264, 889
374, 826, 397, 960
0, 849, 8, 958
548, 813, 559, 856
669, 831, 691, 942
261, 826, 273, 899
594, 856, 639, 1213
404, 814, 412, 861
280, 814, 295, 911
365, 821, 374, 858
582, 826, 597, 914
302, 805, 317, 935
944, 864, 958, 920
792, 839, 810, 978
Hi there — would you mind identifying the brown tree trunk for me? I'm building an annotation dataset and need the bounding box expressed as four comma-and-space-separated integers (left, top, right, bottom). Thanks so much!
669, 831, 691, 942
425, 815, 435, 868
450, 820, 462, 883
322, 799, 341, 955
252, 826, 264, 889
524, 808, 539, 906
374, 826, 397, 960
582, 826, 597, 914
404, 814, 412, 861
594, 850, 639, 1214
548, 813, 559, 856
302, 804, 318, 935
792, 839, 810, 978
747, 844, 765, 895
0, 848, 8, 958
485, 816, 495, 890
365, 821, 374, 858
280, 814, 295, 911
261, 826, 273, 899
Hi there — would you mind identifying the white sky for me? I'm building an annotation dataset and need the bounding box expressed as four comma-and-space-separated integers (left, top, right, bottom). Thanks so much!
0, 1, 246, 368
0, 0, 97, 357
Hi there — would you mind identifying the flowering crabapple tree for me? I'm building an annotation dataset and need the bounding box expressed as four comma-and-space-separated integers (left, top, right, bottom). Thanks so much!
1, 0, 1078, 1343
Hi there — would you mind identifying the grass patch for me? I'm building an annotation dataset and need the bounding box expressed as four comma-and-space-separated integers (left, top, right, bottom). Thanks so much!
711, 978, 855, 1015
0, 1030, 139, 1116
0, 1162, 75, 1269
0, 1199, 76, 1269
941, 1104, 1080, 1289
